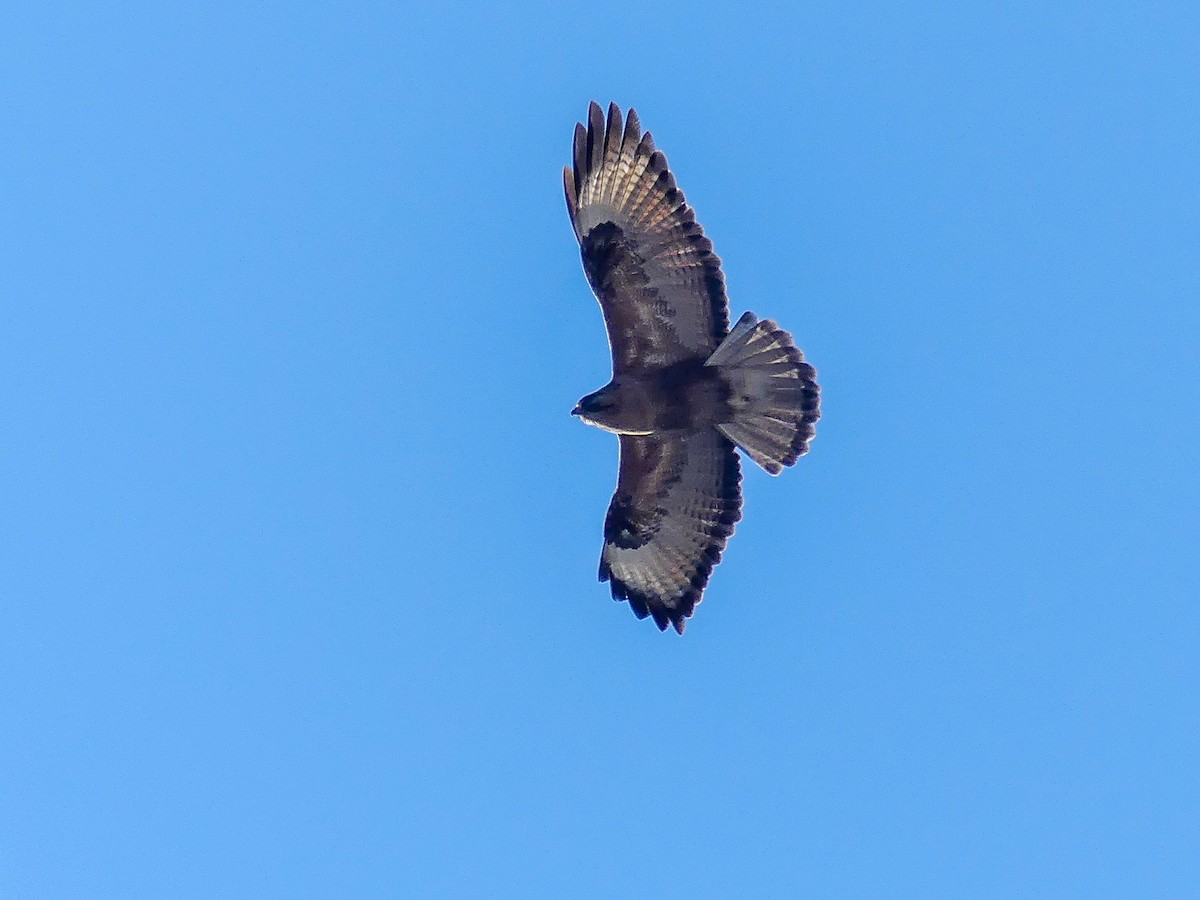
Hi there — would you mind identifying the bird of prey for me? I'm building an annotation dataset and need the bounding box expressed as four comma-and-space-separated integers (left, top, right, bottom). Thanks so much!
564, 101, 821, 633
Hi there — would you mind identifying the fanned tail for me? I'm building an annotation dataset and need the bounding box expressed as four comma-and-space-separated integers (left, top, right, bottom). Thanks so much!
707, 311, 821, 475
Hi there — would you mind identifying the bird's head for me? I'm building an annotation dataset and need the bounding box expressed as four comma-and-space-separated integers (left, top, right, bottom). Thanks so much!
572, 387, 620, 431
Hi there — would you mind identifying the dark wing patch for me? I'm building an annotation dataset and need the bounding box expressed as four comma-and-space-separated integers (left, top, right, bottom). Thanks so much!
564, 101, 730, 373
598, 429, 743, 633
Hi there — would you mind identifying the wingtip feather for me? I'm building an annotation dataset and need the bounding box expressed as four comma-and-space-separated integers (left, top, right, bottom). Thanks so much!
563, 165, 577, 226
587, 101, 605, 173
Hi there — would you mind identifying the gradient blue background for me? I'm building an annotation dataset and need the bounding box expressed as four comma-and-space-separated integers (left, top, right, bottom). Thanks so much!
4, 2, 1198, 896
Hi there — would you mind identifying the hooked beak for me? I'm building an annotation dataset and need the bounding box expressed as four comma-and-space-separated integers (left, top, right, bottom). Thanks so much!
571, 404, 582, 416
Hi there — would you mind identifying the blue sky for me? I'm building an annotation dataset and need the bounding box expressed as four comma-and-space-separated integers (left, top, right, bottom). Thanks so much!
3, 1, 1198, 896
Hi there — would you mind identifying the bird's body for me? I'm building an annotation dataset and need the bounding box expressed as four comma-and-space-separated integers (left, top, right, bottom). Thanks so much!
565, 102, 821, 633
574, 359, 730, 435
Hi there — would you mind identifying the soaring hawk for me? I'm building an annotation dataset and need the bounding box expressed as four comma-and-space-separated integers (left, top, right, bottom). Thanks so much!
565, 102, 821, 633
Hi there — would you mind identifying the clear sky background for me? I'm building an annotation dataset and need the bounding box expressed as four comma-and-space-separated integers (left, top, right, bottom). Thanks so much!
3, 2, 1198, 897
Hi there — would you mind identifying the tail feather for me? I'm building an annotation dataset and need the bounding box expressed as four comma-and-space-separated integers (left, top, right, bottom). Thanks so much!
708, 311, 820, 475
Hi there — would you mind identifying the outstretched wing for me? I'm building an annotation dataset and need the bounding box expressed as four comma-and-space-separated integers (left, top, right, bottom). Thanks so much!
599, 428, 743, 633
564, 101, 730, 373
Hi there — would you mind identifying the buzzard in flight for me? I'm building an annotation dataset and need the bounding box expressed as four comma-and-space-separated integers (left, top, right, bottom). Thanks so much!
565, 101, 821, 633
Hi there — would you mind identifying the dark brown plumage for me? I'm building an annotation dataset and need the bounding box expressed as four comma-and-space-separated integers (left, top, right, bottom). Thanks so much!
565, 102, 821, 633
